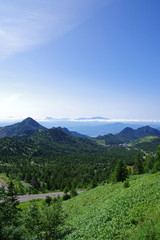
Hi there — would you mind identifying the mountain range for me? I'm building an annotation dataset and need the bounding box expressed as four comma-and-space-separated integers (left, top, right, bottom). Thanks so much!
0, 117, 103, 156
0, 117, 160, 157
0, 117, 88, 139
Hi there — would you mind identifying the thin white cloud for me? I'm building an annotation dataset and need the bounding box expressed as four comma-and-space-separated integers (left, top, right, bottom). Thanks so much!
0, 0, 108, 60
71, 118, 160, 123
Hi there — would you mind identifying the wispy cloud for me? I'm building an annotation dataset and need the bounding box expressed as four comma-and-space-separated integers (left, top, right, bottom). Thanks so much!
0, 0, 108, 60
72, 118, 160, 123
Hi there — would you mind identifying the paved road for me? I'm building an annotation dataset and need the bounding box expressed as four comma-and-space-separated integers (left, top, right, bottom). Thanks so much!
0, 179, 5, 185
0, 179, 7, 190
0, 179, 86, 202
18, 190, 85, 202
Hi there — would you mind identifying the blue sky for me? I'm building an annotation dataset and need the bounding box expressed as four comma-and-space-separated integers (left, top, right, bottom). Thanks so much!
0, 0, 160, 122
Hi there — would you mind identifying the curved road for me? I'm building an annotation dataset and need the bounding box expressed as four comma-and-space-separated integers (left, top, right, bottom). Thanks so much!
18, 190, 85, 202
0, 179, 86, 202
0, 179, 7, 190
0, 178, 6, 187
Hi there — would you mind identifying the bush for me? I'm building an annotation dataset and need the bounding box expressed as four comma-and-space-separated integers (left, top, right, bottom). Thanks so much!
45, 196, 52, 205
70, 188, 78, 198
123, 179, 130, 188
22, 199, 64, 239
62, 194, 71, 201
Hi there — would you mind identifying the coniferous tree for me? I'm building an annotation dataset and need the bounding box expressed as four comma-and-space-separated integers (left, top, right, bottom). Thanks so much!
64, 186, 69, 194
114, 159, 128, 182
144, 154, 155, 172
134, 152, 144, 174
70, 187, 78, 198
152, 145, 160, 172
0, 184, 22, 239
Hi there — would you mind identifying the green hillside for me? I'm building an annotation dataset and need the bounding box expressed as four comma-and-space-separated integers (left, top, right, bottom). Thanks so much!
1, 172, 160, 239
132, 136, 160, 153
23, 128, 104, 155
62, 173, 160, 239
0, 137, 34, 156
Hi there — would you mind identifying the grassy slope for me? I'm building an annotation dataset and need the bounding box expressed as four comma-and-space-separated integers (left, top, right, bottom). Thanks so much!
63, 173, 160, 239
134, 136, 159, 143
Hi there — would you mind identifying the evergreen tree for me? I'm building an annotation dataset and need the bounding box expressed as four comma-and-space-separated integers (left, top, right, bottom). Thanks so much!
64, 186, 69, 194
144, 154, 155, 172
134, 152, 144, 174
0, 185, 22, 239
7, 181, 18, 204
114, 159, 128, 182
70, 187, 78, 198
156, 145, 160, 160
152, 145, 160, 172
45, 196, 52, 205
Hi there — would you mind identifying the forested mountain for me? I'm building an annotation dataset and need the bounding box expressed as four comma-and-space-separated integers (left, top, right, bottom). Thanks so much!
96, 126, 160, 144
23, 128, 102, 155
1, 120, 109, 162
0, 137, 34, 156
0, 117, 46, 138
0, 129, 103, 158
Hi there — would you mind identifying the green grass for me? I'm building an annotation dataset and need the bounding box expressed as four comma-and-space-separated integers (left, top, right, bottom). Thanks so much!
0, 173, 9, 182
134, 136, 159, 144
94, 139, 106, 146
19, 199, 45, 210
62, 173, 160, 239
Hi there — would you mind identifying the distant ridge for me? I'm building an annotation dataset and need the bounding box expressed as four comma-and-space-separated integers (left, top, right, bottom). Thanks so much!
119, 125, 160, 139
57, 127, 88, 138
75, 116, 110, 121
96, 125, 160, 144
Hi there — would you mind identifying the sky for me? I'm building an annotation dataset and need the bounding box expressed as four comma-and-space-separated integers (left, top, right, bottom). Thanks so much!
0, 0, 160, 122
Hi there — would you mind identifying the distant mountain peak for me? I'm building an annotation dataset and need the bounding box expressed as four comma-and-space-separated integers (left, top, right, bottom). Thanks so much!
0, 117, 46, 139
119, 127, 134, 134
23, 117, 34, 121
21, 117, 41, 127
137, 125, 160, 135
